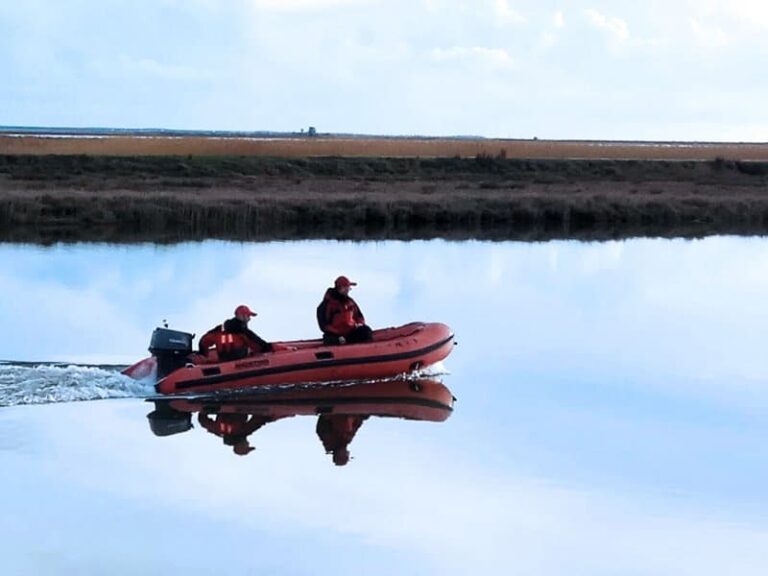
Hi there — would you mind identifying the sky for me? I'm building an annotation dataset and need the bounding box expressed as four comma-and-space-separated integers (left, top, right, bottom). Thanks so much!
1, 0, 768, 140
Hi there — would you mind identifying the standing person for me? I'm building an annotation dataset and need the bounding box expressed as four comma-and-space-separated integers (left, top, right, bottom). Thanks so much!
198, 304, 274, 361
316, 276, 373, 345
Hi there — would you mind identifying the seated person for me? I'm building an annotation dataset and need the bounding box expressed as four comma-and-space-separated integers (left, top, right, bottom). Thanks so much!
316, 275, 373, 345
316, 414, 369, 466
198, 304, 273, 361
197, 412, 275, 456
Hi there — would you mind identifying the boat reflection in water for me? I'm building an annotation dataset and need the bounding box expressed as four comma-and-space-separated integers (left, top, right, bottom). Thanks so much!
146, 378, 455, 465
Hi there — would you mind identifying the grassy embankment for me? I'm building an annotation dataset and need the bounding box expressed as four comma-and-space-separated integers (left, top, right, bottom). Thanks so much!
3, 153, 768, 243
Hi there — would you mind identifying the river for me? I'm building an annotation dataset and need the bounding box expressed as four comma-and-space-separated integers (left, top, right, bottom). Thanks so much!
1, 237, 767, 575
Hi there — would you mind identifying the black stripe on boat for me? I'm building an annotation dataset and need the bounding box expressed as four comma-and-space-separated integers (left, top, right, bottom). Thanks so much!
160, 395, 453, 412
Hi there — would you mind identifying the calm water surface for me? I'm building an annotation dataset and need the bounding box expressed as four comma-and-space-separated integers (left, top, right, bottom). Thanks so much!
1, 238, 768, 575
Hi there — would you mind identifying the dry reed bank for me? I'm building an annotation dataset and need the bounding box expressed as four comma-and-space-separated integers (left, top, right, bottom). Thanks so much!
3, 153, 768, 243
5, 134, 768, 160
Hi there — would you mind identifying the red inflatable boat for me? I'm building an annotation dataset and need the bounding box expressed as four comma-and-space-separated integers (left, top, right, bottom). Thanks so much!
123, 322, 455, 395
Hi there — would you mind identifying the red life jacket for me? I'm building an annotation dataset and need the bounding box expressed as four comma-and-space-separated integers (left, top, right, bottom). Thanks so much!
318, 289, 364, 336
214, 414, 250, 436
198, 413, 274, 438
200, 318, 270, 357
217, 323, 247, 356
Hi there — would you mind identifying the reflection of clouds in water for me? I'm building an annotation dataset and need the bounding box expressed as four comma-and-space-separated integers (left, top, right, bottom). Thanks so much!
639, 238, 768, 317
3, 238, 768, 401
179, 241, 406, 342
0, 262, 147, 364
4, 232, 768, 574
578, 240, 625, 275
10, 401, 767, 576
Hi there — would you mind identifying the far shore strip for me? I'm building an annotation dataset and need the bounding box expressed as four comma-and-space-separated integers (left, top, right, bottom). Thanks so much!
4, 135, 768, 161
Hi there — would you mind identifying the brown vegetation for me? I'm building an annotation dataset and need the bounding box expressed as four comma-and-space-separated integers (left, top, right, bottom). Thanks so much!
5, 134, 768, 160
3, 154, 768, 244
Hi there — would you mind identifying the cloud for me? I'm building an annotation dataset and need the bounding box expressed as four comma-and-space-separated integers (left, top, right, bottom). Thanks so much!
250, 0, 375, 10
718, 0, 768, 30
429, 46, 516, 70
539, 10, 565, 47
541, 31, 557, 47
493, 0, 526, 25
37, 402, 768, 576
117, 56, 211, 81
690, 19, 729, 48
585, 8, 629, 42
683, 0, 768, 38
553, 10, 565, 28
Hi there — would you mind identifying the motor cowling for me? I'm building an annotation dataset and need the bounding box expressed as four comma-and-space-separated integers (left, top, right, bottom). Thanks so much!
149, 327, 193, 379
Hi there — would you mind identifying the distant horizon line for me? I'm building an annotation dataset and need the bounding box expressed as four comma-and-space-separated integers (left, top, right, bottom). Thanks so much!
1, 125, 766, 145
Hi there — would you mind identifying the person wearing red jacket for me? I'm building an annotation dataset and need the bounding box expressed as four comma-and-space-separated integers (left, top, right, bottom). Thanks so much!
316, 276, 373, 345
197, 411, 276, 456
198, 304, 274, 361
316, 413, 369, 466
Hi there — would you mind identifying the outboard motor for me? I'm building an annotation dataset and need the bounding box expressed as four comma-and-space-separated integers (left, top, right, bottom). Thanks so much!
149, 327, 194, 379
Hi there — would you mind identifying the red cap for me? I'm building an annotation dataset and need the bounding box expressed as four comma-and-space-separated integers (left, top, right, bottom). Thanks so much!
334, 275, 357, 288
234, 305, 257, 317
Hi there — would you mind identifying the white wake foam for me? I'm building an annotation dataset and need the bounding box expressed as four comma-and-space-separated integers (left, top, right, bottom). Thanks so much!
0, 363, 155, 407
411, 360, 450, 378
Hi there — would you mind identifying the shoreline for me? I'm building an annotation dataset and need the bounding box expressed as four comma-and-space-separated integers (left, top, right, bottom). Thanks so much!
5, 134, 768, 160
3, 154, 768, 244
